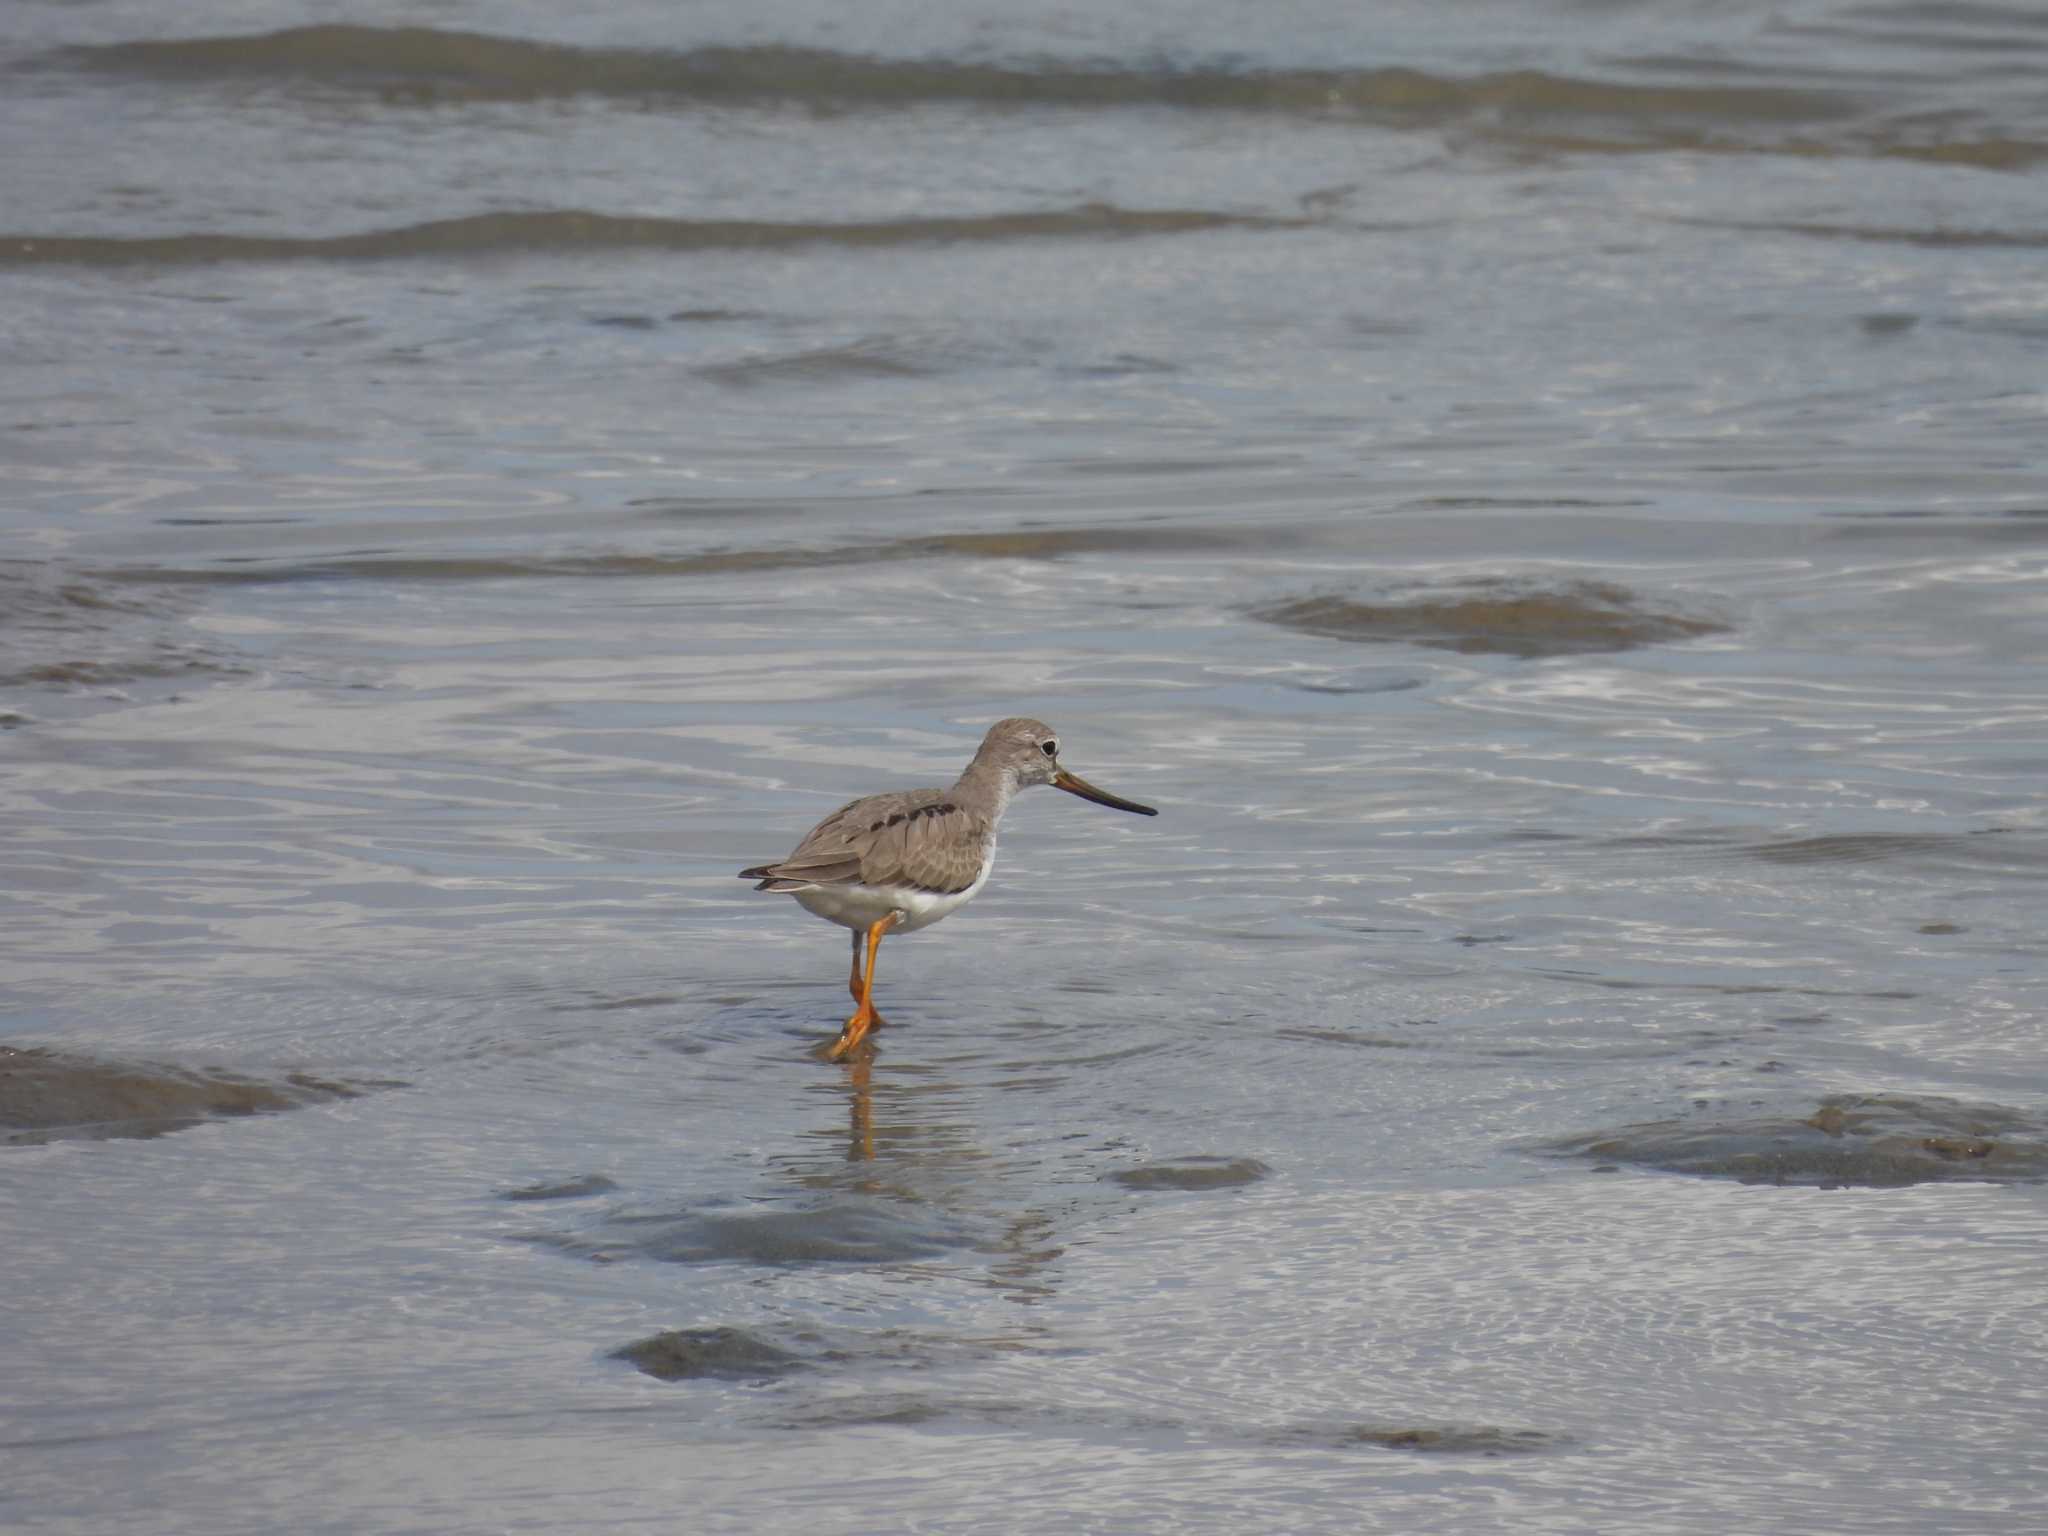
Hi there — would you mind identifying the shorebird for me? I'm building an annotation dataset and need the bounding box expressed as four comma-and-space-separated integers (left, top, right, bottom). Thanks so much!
739, 717, 1158, 1058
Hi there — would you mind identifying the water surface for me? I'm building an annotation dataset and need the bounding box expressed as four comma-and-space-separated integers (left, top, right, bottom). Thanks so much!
4, 2, 2047, 1531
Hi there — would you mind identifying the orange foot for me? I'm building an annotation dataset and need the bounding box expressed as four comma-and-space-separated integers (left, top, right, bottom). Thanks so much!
825, 913, 898, 1061
825, 1004, 885, 1061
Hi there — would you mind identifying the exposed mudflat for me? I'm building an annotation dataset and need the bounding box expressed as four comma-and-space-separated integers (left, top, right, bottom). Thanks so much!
1109, 1156, 1273, 1191
500, 1173, 621, 1202
520, 1194, 986, 1267
0, 1046, 376, 1146
1252, 580, 1728, 658
1541, 1094, 2048, 1187
611, 1327, 806, 1382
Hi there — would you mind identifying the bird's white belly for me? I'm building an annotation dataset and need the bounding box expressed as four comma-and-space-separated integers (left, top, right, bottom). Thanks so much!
792, 853, 993, 934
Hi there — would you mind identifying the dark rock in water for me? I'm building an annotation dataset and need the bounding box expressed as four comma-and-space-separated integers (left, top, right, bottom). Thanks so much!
1542, 1094, 2048, 1187
611, 1328, 805, 1383
0, 1045, 373, 1146
1252, 579, 1727, 658
1110, 1156, 1271, 1191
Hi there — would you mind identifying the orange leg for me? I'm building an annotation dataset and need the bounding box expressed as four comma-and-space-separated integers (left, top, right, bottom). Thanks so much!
827, 913, 899, 1060
847, 929, 865, 1001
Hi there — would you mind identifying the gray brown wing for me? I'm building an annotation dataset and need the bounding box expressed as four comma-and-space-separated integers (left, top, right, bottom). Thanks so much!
739, 787, 965, 891
854, 798, 991, 896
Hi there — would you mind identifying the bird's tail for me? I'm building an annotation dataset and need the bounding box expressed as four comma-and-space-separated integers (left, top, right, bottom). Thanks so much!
738, 864, 814, 892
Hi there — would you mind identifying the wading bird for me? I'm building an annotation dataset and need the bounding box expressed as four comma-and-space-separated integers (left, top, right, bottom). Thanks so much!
740, 718, 1158, 1057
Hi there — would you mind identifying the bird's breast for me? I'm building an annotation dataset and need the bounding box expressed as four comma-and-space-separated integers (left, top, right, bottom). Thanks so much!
888, 850, 994, 932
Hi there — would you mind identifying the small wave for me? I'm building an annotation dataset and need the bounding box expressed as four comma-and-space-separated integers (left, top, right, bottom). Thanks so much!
41, 28, 2046, 169
0, 562, 244, 693
0, 562, 161, 625
1670, 216, 2048, 248
1603, 827, 2047, 874
1, 656, 248, 688
759, 1389, 1568, 1455
96, 521, 1280, 587
1745, 829, 2047, 873
0, 203, 1296, 269
698, 336, 941, 389
1264, 1420, 1569, 1455
54, 28, 1849, 124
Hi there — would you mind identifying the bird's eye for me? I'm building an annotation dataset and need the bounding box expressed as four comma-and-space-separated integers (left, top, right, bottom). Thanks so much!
1040, 740, 1057, 757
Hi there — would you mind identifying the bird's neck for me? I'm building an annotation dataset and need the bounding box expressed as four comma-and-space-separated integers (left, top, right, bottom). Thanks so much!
950, 759, 1020, 822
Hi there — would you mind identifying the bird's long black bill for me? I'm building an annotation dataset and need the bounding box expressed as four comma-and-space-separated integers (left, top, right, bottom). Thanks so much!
1054, 769, 1158, 816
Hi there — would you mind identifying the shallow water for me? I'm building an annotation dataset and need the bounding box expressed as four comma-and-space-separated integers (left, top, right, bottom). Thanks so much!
4, 2, 2048, 1532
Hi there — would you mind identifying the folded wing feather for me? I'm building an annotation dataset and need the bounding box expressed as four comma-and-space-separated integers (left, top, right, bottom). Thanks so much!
741, 788, 983, 894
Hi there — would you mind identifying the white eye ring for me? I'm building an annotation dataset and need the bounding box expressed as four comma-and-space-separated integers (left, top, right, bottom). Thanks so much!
1040, 740, 1057, 757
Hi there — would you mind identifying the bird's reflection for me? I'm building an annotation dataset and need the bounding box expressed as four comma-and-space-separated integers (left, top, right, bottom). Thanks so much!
769, 1033, 1070, 1306
842, 1047, 874, 1162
